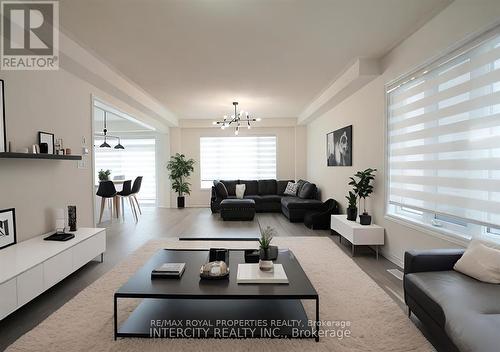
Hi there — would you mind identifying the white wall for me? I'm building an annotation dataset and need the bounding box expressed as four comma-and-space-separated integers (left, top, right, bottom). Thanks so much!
306, 0, 500, 267
170, 119, 306, 207
0, 32, 172, 241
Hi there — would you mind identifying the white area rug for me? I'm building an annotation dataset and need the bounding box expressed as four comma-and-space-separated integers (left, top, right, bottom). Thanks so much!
7, 237, 432, 352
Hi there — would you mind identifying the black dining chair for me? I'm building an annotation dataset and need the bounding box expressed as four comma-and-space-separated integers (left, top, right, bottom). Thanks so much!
96, 181, 117, 223
130, 176, 143, 215
116, 180, 136, 221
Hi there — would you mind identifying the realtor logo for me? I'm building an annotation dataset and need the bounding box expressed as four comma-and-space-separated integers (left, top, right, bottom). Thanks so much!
1, 0, 59, 70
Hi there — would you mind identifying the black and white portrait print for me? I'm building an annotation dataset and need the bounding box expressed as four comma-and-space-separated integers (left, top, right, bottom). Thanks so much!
0, 208, 16, 250
327, 125, 352, 166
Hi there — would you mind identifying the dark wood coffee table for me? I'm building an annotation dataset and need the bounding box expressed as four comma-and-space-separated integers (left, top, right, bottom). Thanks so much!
114, 249, 319, 341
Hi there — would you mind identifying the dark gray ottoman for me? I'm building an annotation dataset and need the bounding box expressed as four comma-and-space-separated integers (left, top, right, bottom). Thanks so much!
220, 199, 256, 221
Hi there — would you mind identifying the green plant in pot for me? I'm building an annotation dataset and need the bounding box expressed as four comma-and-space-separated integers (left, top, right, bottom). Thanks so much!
167, 153, 195, 208
349, 168, 377, 225
259, 226, 277, 271
98, 169, 111, 181
345, 191, 358, 221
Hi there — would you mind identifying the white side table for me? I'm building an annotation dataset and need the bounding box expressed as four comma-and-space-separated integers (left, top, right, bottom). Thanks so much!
330, 214, 384, 259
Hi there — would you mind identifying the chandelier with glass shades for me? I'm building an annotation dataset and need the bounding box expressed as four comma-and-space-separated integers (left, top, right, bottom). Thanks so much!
212, 102, 261, 135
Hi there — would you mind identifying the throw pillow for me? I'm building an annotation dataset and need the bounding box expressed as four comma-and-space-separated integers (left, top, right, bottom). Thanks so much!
214, 181, 228, 199
298, 182, 316, 199
283, 182, 298, 196
454, 240, 500, 284
235, 184, 246, 199
295, 179, 307, 195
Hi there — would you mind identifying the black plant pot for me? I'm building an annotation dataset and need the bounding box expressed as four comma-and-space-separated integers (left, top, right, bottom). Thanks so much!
346, 207, 357, 221
177, 196, 185, 208
359, 213, 372, 225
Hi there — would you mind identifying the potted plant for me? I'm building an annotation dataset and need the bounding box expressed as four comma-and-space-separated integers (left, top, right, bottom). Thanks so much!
349, 168, 377, 225
345, 191, 358, 221
167, 153, 195, 208
259, 226, 277, 271
98, 169, 111, 181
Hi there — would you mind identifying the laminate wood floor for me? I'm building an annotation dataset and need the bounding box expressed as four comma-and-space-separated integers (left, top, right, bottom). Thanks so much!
0, 207, 408, 351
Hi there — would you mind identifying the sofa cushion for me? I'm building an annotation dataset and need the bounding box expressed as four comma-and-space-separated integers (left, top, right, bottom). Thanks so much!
240, 180, 258, 195
405, 270, 500, 352
281, 196, 322, 210
296, 179, 307, 195
258, 179, 277, 195
298, 182, 316, 199
235, 184, 246, 199
220, 180, 239, 196
243, 195, 262, 205
277, 180, 294, 196
260, 195, 282, 203
454, 240, 500, 284
284, 182, 298, 196
213, 180, 228, 199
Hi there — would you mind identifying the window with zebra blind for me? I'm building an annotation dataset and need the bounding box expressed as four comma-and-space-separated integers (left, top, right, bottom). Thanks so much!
386, 26, 500, 242
200, 136, 277, 188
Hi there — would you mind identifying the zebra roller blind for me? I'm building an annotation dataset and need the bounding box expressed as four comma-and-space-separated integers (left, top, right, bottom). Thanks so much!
387, 27, 500, 228
200, 136, 277, 187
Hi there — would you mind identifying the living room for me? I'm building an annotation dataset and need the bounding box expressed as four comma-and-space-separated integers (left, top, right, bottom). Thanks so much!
1, 1, 500, 351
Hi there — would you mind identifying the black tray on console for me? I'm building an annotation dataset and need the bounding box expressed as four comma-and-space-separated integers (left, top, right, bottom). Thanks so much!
44, 232, 75, 241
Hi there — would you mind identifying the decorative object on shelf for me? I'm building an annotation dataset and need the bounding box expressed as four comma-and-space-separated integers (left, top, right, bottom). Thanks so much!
65, 148, 72, 155
96, 111, 125, 149
167, 153, 195, 208
55, 138, 64, 155
0, 208, 16, 250
98, 169, 111, 181
327, 125, 352, 166
39, 142, 48, 153
0, 80, 5, 153
31, 144, 38, 154
349, 168, 377, 225
38, 131, 55, 154
259, 226, 277, 271
212, 101, 261, 136
345, 191, 358, 221
68, 205, 77, 231
200, 261, 229, 280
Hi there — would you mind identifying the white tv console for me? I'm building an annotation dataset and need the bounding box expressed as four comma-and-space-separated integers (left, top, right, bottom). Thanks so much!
0, 228, 106, 320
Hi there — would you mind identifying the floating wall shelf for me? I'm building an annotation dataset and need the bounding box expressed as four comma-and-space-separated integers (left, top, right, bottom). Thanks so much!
0, 152, 82, 160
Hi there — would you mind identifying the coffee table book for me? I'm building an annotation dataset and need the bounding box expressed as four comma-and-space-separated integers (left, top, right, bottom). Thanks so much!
151, 262, 185, 279
237, 263, 289, 284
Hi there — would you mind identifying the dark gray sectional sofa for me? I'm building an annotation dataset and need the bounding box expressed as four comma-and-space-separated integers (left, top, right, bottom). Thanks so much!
210, 179, 323, 222
404, 249, 500, 352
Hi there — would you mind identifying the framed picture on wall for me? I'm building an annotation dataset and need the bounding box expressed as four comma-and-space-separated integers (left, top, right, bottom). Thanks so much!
327, 125, 352, 166
0, 208, 17, 250
38, 131, 55, 154
0, 79, 5, 152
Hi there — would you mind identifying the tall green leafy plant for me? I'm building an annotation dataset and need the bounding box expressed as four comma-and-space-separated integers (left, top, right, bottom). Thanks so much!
167, 153, 195, 197
348, 168, 377, 214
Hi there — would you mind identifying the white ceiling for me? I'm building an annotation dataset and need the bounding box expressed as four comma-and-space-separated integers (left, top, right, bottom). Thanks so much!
60, 0, 451, 120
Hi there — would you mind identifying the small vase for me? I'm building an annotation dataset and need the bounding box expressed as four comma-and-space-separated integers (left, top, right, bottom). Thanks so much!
346, 207, 357, 221
359, 213, 372, 225
259, 248, 274, 271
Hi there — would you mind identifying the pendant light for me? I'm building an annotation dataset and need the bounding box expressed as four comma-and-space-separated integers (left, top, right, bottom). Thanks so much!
114, 138, 124, 149
99, 111, 111, 148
